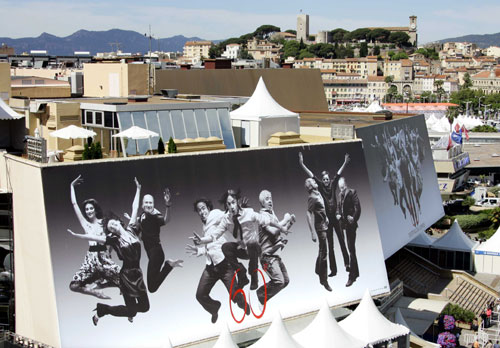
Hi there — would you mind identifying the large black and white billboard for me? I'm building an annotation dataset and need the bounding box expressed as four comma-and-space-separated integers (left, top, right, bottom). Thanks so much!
356, 115, 444, 259
41, 141, 388, 347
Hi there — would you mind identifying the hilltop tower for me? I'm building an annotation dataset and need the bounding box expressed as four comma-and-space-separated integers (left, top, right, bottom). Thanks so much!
409, 15, 417, 46
297, 13, 309, 42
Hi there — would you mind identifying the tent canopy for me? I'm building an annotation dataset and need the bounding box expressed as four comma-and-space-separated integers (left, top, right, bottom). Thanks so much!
432, 220, 478, 252
339, 290, 409, 345
50, 125, 96, 140
230, 77, 299, 121
112, 126, 159, 140
475, 226, 500, 255
408, 231, 437, 248
0, 99, 23, 120
293, 301, 365, 348
251, 313, 303, 348
213, 325, 239, 348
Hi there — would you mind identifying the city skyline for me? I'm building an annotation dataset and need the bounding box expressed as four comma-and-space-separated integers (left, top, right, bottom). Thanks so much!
1, 0, 500, 45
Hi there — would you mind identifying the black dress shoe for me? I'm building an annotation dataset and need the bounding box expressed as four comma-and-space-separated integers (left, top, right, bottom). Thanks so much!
345, 265, 350, 272
345, 278, 355, 287
328, 271, 337, 277
320, 280, 332, 292
92, 314, 99, 326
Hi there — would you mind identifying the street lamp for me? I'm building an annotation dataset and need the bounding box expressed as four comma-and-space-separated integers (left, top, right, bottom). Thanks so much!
465, 101, 471, 116
478, 96, 485, 117
484, 104, 491, 119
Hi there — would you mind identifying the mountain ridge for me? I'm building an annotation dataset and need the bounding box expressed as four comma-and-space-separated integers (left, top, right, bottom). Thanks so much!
437, 32, 500, 48
0, 29, 205, 55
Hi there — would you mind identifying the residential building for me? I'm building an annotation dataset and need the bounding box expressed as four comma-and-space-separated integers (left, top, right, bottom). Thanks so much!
485, 46, 500, 58
297, 13, 309, 42
83, 63, 148, 98
183, 41, 212, 63
10, 76, 71, 99
270, 32, 296, 41
247, 39, 282, 63
384, 59, 413, 81
367, 76, 388, 102
0, 62, 10, 100
323, 75, 367, 105
471, 69, 500, 94
441, 58, 471, 70
221, 43, 240, 59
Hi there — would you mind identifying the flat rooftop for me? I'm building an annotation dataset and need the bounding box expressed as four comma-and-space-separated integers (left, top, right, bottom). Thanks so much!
464, 143, 500, 168
299, 111, 419, 129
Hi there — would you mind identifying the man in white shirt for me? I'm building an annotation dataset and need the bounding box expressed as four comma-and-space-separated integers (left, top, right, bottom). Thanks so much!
186, 198, 249, 323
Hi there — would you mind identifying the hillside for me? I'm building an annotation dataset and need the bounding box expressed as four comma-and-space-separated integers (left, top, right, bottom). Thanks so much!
438, 32, 500, 48
0, 29, 205, 55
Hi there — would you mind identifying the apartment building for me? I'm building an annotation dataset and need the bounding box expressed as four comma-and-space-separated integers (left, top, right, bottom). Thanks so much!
384, 59, 413, 81
247, 38, 282, 63
323, 74, 367, 105
183, 41, 212, 62
367, 76, 387, 102
221, 43, 240, 59
472, 69, 500, 94
485, 46, 500, 58
442, 58, 472, 70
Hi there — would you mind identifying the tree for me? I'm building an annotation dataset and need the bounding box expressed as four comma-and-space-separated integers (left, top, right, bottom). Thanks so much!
253, 25, 281, 39
359, 42, 368, 57
157, 137, 165, 155
384, 75, 394, 84
434, 79, 446, 100
462, 72, 473, 89
285, 29, 297, 35
348, 28, 371, 41
368, 28, 390, 43
82, 143, 90, 160
391, 51, 409, 60
298, 49, 314, 59
373, 45, 380, 56
299, 38, 306, 50
308, 43, 335, 58
94, 142, 103, 159
167, 137, 177, 154
239, 48, 253, 60
389, 32, 410, 47
283, 40, 300, 59
330, 28, 349, 43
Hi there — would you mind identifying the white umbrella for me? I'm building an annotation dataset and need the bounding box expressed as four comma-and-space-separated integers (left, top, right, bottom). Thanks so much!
49, 125, 96, 145
112, 126, 159, 155
112, 126, 159, 140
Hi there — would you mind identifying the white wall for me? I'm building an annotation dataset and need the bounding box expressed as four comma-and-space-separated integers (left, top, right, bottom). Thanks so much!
4, 155, 61, 347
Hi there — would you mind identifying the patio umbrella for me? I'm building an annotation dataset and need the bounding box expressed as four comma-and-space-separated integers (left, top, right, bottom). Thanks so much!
49, 125, 96, 145
112, 126, 159, 155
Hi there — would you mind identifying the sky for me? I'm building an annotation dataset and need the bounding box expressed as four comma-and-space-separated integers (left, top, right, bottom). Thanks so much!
1, 0, 500, 44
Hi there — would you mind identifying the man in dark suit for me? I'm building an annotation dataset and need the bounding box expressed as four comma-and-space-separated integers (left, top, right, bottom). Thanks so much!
336, 177, 361, 287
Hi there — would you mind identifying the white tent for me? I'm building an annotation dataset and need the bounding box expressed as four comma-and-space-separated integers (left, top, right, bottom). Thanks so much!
0, 99, 23, 120
213, 324, 239, 348
407, 231, 437, 248
432, 220, 478, 252
293, 300, 365, 348
474, 226, 500, 274
250, 312, 303, 348
161, 338, 173, 348
365, 101, 384, 113
230, 77, 300, 147
339, 290, 409, 345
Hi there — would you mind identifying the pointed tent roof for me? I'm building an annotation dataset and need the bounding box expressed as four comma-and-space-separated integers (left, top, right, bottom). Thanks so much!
251, 312, 303, 348
365, 101, 384, 113
213, 324, 239, 348
408, 231, 437, 248
339, 289, 409, 345
230, 77, 299, 121
475, 225, 500, 256
432, 220, 478, 252
0, 99, 23, 120
293, 300, 365, 348
161, 338, 173, 348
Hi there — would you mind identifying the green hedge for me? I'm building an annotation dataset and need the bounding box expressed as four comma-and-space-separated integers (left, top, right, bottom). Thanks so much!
442, 303, 475, 323
454, 214, 491, 230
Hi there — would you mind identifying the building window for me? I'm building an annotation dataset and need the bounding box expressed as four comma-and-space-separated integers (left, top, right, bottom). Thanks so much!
104, 111, 113, 128
95, 112, 103, 126
81, 110, 85, 125
86, 111, 93, 124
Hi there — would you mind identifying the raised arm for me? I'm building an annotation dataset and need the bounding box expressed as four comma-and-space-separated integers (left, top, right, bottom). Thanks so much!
70, 175, 88, 229
67, 229, 106, 243
129, 178, 142, 224
163, 188, 172, 224
337, 153, 351, 176
298, 152, 314, 178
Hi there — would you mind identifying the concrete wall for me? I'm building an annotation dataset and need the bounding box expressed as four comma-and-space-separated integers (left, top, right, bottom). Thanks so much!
1, 154, 60, 347
83, 63, 148, 98
155, 69, 329, 112
0, 63, 11, 100
11, 86, 71, 99
11, 68, 81, 80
